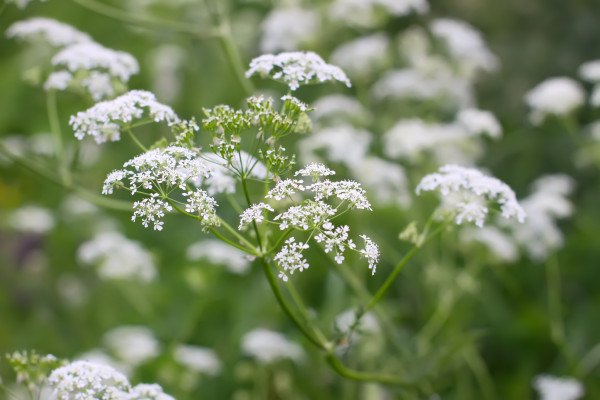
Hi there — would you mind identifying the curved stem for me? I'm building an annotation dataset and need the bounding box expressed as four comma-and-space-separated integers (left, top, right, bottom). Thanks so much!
125, 127, 148, 152
324, 354, 411, 386
267, 227, 294, 254
285, 281, 329, 345
71, 0, 218, 38
218, 216, 259, 254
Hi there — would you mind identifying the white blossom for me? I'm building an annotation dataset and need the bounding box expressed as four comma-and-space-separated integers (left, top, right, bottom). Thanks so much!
103, 326, 160, 367
242, 328, 304, 364
533, 375, 584, 400
311, 94, 368, 125
239, 203, 274, 230
294, 162, 336, 179
456, 108, 502, 138
71, 90, 179, 143
330, 34, 390, 78
274, 201, 336, 230
359, 235, 379, 275
246, 51, 351, 91
132, 195, 173, 231
266, 179, 306, 201
173, 345, 221, 376
329, 0, 428, 28
7, 205, 55, 234
308, 180, 372, 210
126, 384, 175, 400
274, 237, 310, 281
298, 124, 372, 168
525, 77, 585, 124
459, 226, 519, 262
314, 223, 356, 264
6, 17, 91, 47
76, 350, 132, 378
77, 231, 157, 283
48, 360, 131, 400
186, 240, 251, 274
183, 190, 218, 226
260, 8, 320, 53
578, 59, 600, 83
416, 164, 526, 227
81, 71, 115, 101
350, 157, 411, 208
44, 71, 73, 91
430, 18, 499, 75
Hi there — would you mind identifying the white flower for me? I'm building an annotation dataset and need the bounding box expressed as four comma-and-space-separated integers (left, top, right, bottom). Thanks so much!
183, 190, 219, 226
187, 240, 251, 274
6, 17, 91, 46
314, 223, 355, 262
103, 326, 161, 367
308, 180, 372, 210
430, 18, 499, 75
173, 345, 221, 376
456, 108, 502, 138
533, 375, 584, 400
294, 162, 336, 179
335, 309, 380, 338
329, 0, 428, 28
459, 226, 519, 262
71, 90, 179, 143
350, 157, 411, 208
416, 164, 526, 227
359, 235, 379, 275
148, 44, 186, 103
330, 34, 390, 78
77, 231, 157, 283
81, 71, 115, 101
192, 151, 267, 195
241, 328, 304, 364
126, 384, 175, 400
578, 59, 600, 83
131, 195, 172, 231
266, 179, 306, 201
260, 8, 320, 53
274, 201, 336, 230
44, 71, 73, 91
525, 77, 585, 124
274, 237, 310, 281
298, 124, 372, 168
48, 360, 131, 400
590, 84, 600, 107
7, 205, 55, 234
310, 94, 368, 125
239, 203, 274, 230
246, 51, 351, 91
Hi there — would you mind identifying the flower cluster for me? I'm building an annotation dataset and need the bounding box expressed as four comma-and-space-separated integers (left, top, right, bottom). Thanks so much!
242, 328, 304, 364
103, 146, 217, 230
71, 90, 179, 143
416, 164, 526, 227
533, 375, 584, 400
525, 77, 585, 124
246, 51, 351, 91
6, 17, 91, 46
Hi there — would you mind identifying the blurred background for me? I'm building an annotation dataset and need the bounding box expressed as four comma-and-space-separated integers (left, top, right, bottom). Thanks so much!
1, 0, 600, 399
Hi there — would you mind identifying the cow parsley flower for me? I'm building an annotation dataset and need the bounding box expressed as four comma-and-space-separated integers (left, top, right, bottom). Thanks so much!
330, 34, 390, 78
246, 51, 351, 91
456, 108, 502, 138
359, 235, 379, 274
350, 157, 411, 208
48, 360, 131, 400
294, 162, 335, 179
6, 17, 92, 46
416, 165, 526, 227
274, 237, 310, 280
127, 384, 175, 400
274, 201, 336, 230
308, 180, 372, 210
132, 195, 173, 231
525, 77, 585, 124
298, 124, 372, 168
242, 328, 304, 364
71, 90, 179, 143
239, 203, 274, 230
102, 326, 160, 367
44, 71, 73, 91
183, 190, 219, 226
329, 0, 428, 28
579, 59, 600, 83
260, 7, 320, 53
173, 345, 221, 376
266, 179, 306, 201
533, 375, 584, 400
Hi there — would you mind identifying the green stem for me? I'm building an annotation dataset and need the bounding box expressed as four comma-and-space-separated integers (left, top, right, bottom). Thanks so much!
364, 223, 447, 313
46, 90, 71, 185
575, 342, 600, 376
267, 227, 294, 253
71, 0, 218, 38
324, 354, 411, 386
546, 255, 565, 345
218, 216, 259, 254
241, 176, 263, 250
216, 23, 255, 97
260, 257, 329, 350
464, 347, 496, 400
285, 281, 330, 345
210, 228, 258, 255
125, 127, 148, 152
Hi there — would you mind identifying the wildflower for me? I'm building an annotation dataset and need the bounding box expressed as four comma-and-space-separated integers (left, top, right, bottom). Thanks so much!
308, 180, 372, 210
330, 34, 390, 78
7, 205, 55, 234
274, 201, 336, 230
246, 51, 351, 91
102, 326, 161, 367
48, 360, 131, 400
266, 179, 306, 201
6, 17, 91, 46
578, 59, 600, 83
127, 384, 175, 400
183, 190, 219, 226
533, 375, 584, 400
416, 164, 526, 227
44, 71, 73, 91
456, 108, 502, 138
239, 203, 274, 230
298, 124, 372, 168
525, 77, 585, 124
242, 328, 304, 364
71, 90, 179, 143
187, 240, 251, 274
132, 195, 172, 231
359, 235, 379, 274
260, 7, 320, 53
349, 157, 411, 208
173, 345, 221, 376
274, 237, 310, 281
77, 231, 157, 282
314, 223, 355, 263
294, 162, 336, 178
329, 0, 428, 28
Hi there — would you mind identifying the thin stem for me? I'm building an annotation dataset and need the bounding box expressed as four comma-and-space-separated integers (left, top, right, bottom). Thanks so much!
364, 223, 447, 313
125, 127, 148, 152
210, 228, 258, 255
324, 354, 411, 386
46, 90, 71, 185
218, 216, 259, 253
546, 255, 564, 345
260, 257, 329, 350
241, 176, 263, 250
216, 23, 255, 97
464, 347, 496, 400
285, 281, 329, 345
267, 227, 294, 254
71, 0, 219, 38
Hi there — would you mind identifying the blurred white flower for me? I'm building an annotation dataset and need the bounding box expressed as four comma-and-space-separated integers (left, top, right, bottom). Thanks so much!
416, 164, 526, 227
456, 108, 502, 138
246, 51, 351, 91
329, 0, 428, 28
311, 94, 368, 126
590, 84, 600, 107
350, 157, 411, 208
186, 239, 251, 274
335, 309, 380, 339
430, 18, 499, 76
148, 44, 186, 103
260, 7, 320, 53
242, 328, 304, 364
298, 124, 372, 168
8, 205, 55, 234
127, 384, 175, 400
173, 345, 221, 376
578, 59, 600, 83
459, 226, 519, 262
533, 375, 584, 400
330, 34, 390, 79
103, 326, 161, 367
6, 17, 91, 46
76, 349, 133, 377
525, 77, 585, 124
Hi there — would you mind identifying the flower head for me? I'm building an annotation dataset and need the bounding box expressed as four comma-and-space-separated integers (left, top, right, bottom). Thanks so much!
246, 51, 351, 91
6, 17, 91, 46
525, 77, 585, 124
533, 375, 584, 400
242, 328, 304, 364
